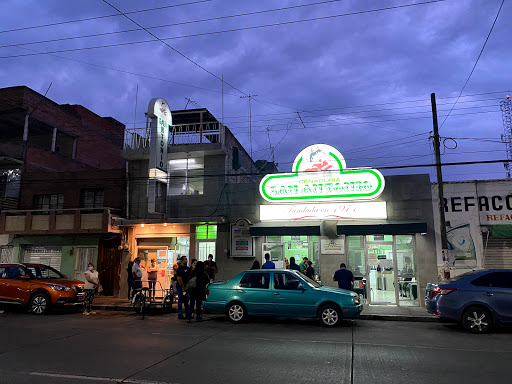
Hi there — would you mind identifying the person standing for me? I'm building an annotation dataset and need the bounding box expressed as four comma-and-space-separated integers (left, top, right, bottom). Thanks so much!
262, 253, 275, 269
299, 257, 308, 274
250, 260, 261, 270
305, 260, 315, 280
147, 258, 159, 300
132, 257, 143, 291
84, 262, 100, 315
205, 254, 218, 280
333, 263, 355, 291
287, 257, 300, 271
186, 261, 210, 323
126, 260, 135, 300
176, 256, 190, 320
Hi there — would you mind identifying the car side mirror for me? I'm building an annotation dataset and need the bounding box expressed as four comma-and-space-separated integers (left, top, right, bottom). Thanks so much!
298, 283, 306, 292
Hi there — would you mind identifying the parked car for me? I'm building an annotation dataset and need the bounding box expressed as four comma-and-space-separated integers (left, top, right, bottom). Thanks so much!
203, 269, 362, 327
0, 263, 85, 314
425, 269, 512, 333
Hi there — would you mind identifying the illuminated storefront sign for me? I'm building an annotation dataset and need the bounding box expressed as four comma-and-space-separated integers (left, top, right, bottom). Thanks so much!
259, 144, 385, 202
260, 201, 387, 221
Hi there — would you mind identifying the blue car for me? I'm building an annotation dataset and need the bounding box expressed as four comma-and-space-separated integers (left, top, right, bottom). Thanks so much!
203, 269, 362, 327
425, 269, 512, 333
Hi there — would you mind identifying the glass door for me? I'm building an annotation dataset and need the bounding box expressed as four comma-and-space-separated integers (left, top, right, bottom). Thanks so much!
262, 243, 285, 268
396, 235, 418, 306
366, 235, 397, 305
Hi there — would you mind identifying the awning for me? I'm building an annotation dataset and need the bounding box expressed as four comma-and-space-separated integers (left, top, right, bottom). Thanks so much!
249, 220, 427, 236
337, 221, 427, 235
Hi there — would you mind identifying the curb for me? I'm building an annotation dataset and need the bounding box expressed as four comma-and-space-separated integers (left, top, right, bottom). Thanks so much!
91, 305, 440, 322
359, 314, 439, 322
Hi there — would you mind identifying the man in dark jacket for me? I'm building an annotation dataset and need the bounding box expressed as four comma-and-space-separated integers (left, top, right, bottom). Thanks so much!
287, 257, 300, 271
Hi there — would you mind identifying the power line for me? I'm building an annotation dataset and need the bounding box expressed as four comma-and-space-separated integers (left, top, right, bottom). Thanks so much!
0, 0, 447, 60
101, 0, 247, 96
0, 0, 348, 49
439, 0, 505, 128
0, 0, 213, 34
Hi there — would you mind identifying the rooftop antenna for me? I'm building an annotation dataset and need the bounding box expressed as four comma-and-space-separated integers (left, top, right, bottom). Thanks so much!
184, 97, 200, 109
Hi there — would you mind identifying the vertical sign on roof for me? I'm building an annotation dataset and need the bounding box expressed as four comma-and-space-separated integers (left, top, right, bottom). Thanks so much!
147, 98, 171, 173
147, 98, 171, 213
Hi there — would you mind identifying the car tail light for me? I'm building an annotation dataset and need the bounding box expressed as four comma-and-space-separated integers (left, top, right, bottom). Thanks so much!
205, 289, 210, 297
431, 287, 457, 297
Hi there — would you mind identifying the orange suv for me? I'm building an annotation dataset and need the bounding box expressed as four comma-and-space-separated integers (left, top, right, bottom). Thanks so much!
0, 263, 85, 314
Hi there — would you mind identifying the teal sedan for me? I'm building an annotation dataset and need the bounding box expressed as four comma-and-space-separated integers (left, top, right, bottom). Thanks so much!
203, 269, 362, 327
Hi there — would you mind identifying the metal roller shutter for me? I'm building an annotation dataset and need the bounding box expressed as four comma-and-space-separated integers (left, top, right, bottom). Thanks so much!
23, 246, 62, 271
483, 237, 512, 269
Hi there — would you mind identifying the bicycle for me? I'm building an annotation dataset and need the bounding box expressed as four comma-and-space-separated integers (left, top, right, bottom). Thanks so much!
132, 280, 174, 319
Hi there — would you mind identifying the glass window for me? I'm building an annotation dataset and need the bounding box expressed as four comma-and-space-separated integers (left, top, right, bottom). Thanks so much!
266, 236, 282, 243
471, 272, 512, 288
196, 224, 217, 240
168, 157, 204, 195
34, 194, 64, 209
239, 272, 270, 289
81, 189, 104, 208
367, 235, 393, 242
347, 236, 366, 277
274, 273, 302, 290
5, 266, 26, 279
26, 265, 65, 279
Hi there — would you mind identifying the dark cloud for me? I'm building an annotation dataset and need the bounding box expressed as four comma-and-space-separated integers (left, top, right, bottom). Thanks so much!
0, 0, 510, 180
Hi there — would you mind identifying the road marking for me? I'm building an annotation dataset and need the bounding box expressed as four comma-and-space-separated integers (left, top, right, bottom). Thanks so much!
29, 372, 179, 384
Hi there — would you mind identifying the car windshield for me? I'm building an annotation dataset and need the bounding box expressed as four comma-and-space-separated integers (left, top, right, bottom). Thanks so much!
297, 273, 322, 288
26, 265, 66, 279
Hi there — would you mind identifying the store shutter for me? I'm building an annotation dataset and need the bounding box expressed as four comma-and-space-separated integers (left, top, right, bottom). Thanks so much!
24, 246, 62, 271
483, 237, 512, 269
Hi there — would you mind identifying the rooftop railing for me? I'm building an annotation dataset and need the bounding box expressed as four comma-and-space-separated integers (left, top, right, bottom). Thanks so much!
124, 122, 224, 150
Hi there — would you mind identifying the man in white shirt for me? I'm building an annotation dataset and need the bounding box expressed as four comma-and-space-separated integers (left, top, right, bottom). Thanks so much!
132, 257, 143, 290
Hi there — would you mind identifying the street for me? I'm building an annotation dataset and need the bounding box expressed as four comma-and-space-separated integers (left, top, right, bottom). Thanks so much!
1, 310, 511, 384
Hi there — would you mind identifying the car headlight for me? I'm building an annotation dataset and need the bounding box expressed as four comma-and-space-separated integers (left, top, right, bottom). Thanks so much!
353, 295, 360, 305
48, 284, 71, 292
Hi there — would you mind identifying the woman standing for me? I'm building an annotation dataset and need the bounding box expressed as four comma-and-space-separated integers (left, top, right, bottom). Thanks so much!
186, 261, 209, 323
147, 258, 159, 300
84, 262, 100, 315
250, 260, 260, 270
127, 261, 134, 300
305, 260, 316, 281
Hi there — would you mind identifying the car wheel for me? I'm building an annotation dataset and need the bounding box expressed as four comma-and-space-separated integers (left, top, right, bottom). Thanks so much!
319, 304, 341, 327
163, 295, 173, 313
462, 306, 493, 334
226, 302, 246, 323
132, 292, 143, 314
30, 293, 50, 315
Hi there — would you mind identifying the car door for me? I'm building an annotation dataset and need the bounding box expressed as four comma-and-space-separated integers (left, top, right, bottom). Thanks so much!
484, 272, 512, 321
237, 272, 273, 315
0, 266, 8, 300
272, 272, 316, 317
3, 266, 32, 303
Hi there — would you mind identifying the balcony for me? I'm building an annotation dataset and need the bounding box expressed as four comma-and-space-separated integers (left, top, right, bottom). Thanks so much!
0, 208, 122, 235
122, 122, 225, 159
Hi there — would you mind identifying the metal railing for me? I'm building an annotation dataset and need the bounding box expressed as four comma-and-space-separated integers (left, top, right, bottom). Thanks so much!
124, 122, 224, 150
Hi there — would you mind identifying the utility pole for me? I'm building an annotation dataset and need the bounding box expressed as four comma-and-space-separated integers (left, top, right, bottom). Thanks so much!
431, 93, 449, 277
240, 94, 257, 159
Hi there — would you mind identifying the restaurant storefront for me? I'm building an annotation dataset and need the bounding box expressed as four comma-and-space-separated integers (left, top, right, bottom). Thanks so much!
249, 144, 437, 307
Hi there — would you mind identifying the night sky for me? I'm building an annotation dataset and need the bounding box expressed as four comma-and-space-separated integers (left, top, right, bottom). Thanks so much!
1, 0, 510, 181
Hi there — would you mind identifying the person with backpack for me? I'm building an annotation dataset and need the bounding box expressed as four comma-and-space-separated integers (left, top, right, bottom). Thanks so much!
185, 261, 210, 323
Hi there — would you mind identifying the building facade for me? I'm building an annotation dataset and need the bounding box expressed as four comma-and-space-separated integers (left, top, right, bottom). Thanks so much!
432, 179, 512, 277
0, 86, 126, 296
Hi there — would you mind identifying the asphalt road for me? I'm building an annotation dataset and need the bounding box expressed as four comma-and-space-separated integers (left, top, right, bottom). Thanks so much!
1, 309, 511, 384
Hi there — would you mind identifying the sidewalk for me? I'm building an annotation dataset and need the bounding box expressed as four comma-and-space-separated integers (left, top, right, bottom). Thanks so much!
92, 296, 438, 322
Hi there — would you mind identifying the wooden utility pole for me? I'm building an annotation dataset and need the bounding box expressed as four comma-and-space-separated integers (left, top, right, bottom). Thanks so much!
431, 93, 449, 275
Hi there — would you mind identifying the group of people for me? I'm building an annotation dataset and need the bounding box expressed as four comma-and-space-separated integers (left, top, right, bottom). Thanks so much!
251, 254, 317, 281
126, 253, 217, 323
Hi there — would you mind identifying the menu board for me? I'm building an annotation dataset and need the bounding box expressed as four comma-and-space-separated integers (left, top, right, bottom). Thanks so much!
231, 218, 254, 257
